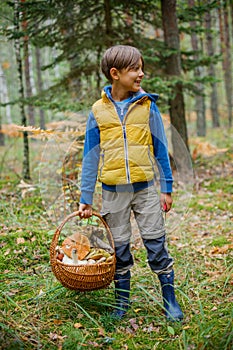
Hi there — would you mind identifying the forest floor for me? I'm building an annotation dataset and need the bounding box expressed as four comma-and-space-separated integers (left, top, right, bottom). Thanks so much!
0, 125, 232, 350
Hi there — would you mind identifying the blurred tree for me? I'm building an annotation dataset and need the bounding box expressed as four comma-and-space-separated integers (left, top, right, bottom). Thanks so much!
161, 0, 189, 169
218, 0, 232, 127
1, 0, 230, 143
188, 0, 206, 137
35, 46, 46, 129
14, 0, 30, 180
204, 0, 220, 128
22, 0, 35, 126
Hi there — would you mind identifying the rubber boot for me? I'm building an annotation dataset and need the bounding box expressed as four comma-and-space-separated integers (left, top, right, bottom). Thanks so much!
158, 270, 184, 321
112, 270, 130, 319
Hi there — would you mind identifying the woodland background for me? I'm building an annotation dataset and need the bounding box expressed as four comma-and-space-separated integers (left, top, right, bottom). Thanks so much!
0, 1, 232, 350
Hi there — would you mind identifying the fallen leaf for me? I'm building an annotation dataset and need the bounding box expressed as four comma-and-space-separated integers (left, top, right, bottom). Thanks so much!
87, 341, 100, 347
74, 322, 83, 329
167, 325, 175, 336
98, 327, 105, 337
54, 319, 63, 325
192, 141, 228, 159
129, 318, 139, 331
126, 326, 134, 334
210, 244, 233, 255
143, 323, 160, 333
49, 333, 66, 341
49, 332, 58, 340
183, 325, 191, 330
211, 306, 218, 311
4, 249, 10, 256
133, 308, 142, 313
16, 237, 25, 244
6, 289, 19, 296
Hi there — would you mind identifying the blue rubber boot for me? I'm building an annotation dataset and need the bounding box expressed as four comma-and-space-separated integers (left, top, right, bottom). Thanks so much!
158, 270, 184, 321
112, 270, 131, 319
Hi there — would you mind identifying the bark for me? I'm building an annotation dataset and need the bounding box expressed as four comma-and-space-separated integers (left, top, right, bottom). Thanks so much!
104, 0, 113, 46
161, 0, 190, 171
230, 0, 233, 41
0, 68, 5, 145
188, 0, 206, 136
22, 0, 35, 126
0, 124, 4, 146
62, 8, 81, 100
0, 63, 12, 124
35, 47, 45, 130
223, 1, 232, 127
218, 1, 232, 127
14, 0, 30, 180
204, 6, 220, 128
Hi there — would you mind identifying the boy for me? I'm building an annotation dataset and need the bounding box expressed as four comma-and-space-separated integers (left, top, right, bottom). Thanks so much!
79, 45, 183, 321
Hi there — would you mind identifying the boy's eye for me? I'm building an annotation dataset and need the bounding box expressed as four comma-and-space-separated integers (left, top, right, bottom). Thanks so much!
129, 66, 140, 71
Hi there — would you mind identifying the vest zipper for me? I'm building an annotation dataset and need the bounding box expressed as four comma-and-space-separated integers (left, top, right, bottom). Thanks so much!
122, 125, 131, 183
113, 103, 131, 183
113, 100, 144, 184
122, 103, 140, 184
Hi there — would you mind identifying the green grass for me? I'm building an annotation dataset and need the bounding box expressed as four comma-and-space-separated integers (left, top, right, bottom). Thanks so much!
0, 129, 233, 349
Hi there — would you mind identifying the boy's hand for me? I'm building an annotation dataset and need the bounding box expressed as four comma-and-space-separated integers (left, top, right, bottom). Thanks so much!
160, 193, 172, 212
78, 203, 93, 218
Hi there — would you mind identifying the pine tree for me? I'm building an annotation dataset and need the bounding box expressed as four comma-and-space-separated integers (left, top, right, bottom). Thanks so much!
14, 0, 30, 180
188, 0, 206, 137
161, 0, 189, 171
204, 1, 220, 128
219, 0, 232, 127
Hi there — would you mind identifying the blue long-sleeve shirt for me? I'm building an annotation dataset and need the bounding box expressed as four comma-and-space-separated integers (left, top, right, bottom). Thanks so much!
80, 86, 173, 204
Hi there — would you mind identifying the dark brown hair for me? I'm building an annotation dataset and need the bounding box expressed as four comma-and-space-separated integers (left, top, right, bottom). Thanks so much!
101, 45, 144, 82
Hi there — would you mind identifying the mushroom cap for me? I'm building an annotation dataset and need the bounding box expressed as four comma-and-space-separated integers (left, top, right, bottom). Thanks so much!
62, 232, 90, 260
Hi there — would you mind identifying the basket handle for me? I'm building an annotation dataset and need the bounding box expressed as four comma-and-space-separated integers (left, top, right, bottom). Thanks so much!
50, 211, 115, 255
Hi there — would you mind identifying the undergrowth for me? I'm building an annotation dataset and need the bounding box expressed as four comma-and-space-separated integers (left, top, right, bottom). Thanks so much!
0, 128, 232, 349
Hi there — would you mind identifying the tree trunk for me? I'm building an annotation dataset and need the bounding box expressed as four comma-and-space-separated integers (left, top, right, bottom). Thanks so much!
218, 1, 233, 127
205, 5, 220, 128
161, 0, 190, 170
62, 7, 81, 101
104, 0, 113, 46
188, 0, 206, 136
223, 1, 232, 127
14, 0, 31, 180
0, 124, 4, 146
0, 63, 12, 124
22, 0, 35, 126
0, 65, 5, 145
35, 47, 45, 129
230, 0, 233, 40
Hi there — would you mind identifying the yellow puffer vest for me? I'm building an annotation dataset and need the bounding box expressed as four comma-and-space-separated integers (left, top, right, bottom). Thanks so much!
92, 92, 156, 185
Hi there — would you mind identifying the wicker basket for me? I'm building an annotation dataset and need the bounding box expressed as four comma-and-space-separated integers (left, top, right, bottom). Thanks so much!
50, 211, 116, 291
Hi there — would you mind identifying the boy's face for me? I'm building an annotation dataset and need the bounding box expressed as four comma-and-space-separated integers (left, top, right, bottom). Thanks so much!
112, 59, 144, 93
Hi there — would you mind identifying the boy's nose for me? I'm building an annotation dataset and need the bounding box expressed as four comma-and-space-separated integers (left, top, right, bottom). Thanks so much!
139, 69, 144, 78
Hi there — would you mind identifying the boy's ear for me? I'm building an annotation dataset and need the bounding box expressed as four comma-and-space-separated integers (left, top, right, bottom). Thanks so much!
110, 67, 119, 81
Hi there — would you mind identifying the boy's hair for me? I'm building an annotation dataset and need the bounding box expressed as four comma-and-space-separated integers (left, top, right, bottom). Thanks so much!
101, 45, 144, 82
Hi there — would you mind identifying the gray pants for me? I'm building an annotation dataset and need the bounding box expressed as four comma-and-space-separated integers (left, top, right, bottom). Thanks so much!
101, 185, 174, 275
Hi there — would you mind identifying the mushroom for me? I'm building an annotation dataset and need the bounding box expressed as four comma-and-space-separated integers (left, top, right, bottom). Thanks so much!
62, 252, 75, 265
71, 248, 88, 265
56, 246, 86, 265
56, 246, 64, 261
